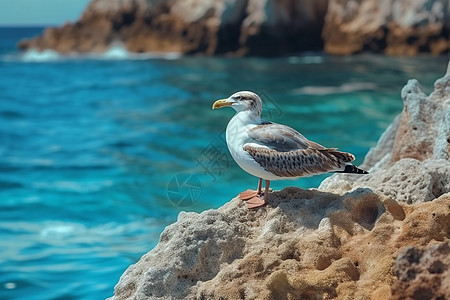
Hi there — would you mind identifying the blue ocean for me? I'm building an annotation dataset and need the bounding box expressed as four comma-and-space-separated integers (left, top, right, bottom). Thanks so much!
0, 27, 448, 299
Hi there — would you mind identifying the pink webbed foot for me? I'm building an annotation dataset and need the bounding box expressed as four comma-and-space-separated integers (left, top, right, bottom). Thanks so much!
239, 189, 258, 200
245, 196, 266, 209
239, 178, 268, 209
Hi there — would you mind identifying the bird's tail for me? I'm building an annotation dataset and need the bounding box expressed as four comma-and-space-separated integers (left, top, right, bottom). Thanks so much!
335, 164, 369, 174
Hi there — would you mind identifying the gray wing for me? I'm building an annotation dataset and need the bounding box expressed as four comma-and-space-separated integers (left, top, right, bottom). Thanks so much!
247, 122, 326, 152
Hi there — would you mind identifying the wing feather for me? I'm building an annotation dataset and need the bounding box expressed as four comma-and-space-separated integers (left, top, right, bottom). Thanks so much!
243, 144, 355, 177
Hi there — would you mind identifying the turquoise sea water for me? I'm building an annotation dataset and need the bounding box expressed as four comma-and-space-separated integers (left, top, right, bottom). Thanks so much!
0, 27, 448, 299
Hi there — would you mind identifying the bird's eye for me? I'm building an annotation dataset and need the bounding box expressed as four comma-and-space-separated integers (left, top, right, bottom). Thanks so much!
236, 96, 243, 101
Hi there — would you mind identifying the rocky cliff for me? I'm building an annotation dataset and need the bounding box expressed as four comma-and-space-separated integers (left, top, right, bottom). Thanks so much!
18, 0, 328, 56
18, 0, 449, 56
108, 64, 450, 299
323, 0, 450, 55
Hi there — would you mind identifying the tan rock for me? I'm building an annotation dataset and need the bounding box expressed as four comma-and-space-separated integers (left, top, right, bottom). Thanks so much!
18, 0, 450, 56
109, 188, 450, 299
320, 63, 450, 204
18, 0, 327, 56
323, 0, 450, 55
390, 240, 450, 300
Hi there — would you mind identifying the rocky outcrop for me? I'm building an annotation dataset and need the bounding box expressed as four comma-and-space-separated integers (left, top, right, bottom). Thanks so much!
323, 0, 450, 55
18, 0, 449, 56
109, 65, 450, 299
319, 62, 450, 203
18, 0, 328, 56
111, 189, 450, 300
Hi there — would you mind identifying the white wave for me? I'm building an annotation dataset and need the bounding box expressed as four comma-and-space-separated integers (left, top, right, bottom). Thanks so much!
291, 82, 378, 95
22, 49, 60, 62
40, 223, 83, 237
35, 219, 164, 242
2, 47, 182, 63
93, 45, 181, 61
0, 218, 164, 240
102, 45, 130, 60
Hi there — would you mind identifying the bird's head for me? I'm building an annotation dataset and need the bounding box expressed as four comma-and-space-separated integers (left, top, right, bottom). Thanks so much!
212, 91, 262, 116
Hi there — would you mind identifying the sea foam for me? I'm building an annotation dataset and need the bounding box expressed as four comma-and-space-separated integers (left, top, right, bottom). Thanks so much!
102, 45, 130, 60
3, 46, 181, 63
22, 49, 60, 62
99, 45, 181, 60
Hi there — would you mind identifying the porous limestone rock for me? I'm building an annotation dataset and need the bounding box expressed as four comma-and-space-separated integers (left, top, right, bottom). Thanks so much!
110, 189, 450, 299
110, 65, 450, 299
323, 0, 450, 55
390, 241, 450, 300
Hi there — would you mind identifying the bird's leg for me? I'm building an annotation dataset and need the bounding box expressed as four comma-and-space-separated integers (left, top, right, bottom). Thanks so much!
263, 180, 270, 203
239, 178, 263, 200
256, 177, 263, 195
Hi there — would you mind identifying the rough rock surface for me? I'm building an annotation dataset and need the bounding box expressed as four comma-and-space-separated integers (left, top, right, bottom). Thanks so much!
18, 0, 328, 55
109, 66, 450, 298
391, 241, 450, 300
18, 0, 449, 56
323, 0, 450, 55
111, 190, 450, 300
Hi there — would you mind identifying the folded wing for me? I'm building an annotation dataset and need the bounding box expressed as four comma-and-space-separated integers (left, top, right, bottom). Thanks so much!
244, 122, 356, 177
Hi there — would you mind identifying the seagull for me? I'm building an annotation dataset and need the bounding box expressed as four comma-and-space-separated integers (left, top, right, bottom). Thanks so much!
212, 91, 368, 209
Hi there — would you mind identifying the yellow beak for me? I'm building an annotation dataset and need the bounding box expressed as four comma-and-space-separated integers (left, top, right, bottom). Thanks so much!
212, 99, 232, 109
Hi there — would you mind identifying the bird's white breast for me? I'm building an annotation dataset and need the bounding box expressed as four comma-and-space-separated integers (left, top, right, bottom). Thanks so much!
225, 113, 289, 181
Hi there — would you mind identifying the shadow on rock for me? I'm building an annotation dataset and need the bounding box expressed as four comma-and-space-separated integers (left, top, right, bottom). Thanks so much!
271, 186, 390, 232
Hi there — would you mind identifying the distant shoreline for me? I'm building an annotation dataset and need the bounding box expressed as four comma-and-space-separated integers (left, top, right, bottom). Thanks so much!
14, 0, 450, 57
